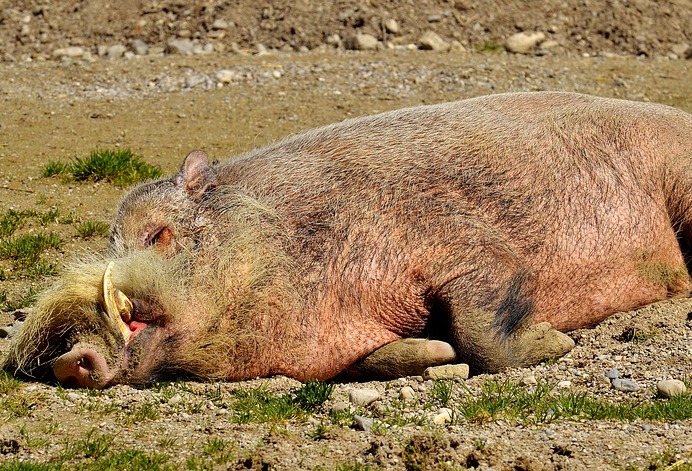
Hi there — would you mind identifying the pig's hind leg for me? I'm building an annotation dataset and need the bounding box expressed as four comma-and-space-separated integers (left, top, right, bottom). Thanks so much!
437, 279, 575, 373
342, 338, 458, 380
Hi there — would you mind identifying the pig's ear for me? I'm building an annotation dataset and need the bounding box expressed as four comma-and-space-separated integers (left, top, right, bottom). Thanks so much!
175, 150, 218, 198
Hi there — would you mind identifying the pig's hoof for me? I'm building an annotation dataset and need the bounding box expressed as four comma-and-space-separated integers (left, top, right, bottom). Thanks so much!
345, 338, 458, 380
517, 322, 575, 366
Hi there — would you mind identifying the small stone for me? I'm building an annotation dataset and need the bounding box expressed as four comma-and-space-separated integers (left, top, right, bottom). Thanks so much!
66, 392, 81, 402
130, 39, 149, 56
325, 34, 342, 46
423, 364, 469, 380
185, 75, 207, 89
432, 408, 453, 425
212, 19, 230, 30
332, 401, 351, 412
540, 39, 560, 49
521, 375, 538, 386
345, 34, 379, 51
384, 18, 400, 34
657, 379, 687, 398
168, 394, 182, 405
106, 44, 127, 60
331, 401, 350, 413
272, 70, 282, 78
255, 43, 268, 55
611, 378, 640, 392
418, 31, 450, 51
215, 69, 237, 83
353, 415, 374, 432
348, 388, 380, 406
167, 38, 195, 55
450, 40, 467, 52
557, 380, 572, 389
505, 31, 546, 54
606, 369, 621, 380
52, 46, 84, 59
399, 386, 415, 402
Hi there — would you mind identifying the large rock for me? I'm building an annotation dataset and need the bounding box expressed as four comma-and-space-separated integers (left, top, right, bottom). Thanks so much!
418, 31, 450, 51
345, 34, 379, 51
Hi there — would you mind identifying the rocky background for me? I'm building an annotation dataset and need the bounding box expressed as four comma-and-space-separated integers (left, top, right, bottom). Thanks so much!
1, 0, 691, 61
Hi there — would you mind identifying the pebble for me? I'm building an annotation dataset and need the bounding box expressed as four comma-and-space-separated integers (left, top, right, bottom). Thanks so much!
418, 31, 450, 51
106, 44, 127, 60
66, 392, 81, 402
423, 364, 469, 380
185, 75, 207, 88
521, 375, 538, 386
606, 369, 620, 380
52, 46, 85, 59
330, 401, 350, 413
384, 19, 400, 35
353, 415, 374, 432
657, 379, 687, 398
505, 31, 546, 54
399, 386, 415, 402
348, 388, 380, 406
212, 19, 230, 30
130, 39, 149, 56
346, 34, 379, 51
168, 394, 182, 405
611, 378, 640, 392
167, 38, 195, 55
432, 408, 453, 425
557, 380, 572, 389
215, 69, 237, 83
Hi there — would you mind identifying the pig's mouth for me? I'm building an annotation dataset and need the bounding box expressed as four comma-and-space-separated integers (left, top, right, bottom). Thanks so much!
52, 262, 152, 388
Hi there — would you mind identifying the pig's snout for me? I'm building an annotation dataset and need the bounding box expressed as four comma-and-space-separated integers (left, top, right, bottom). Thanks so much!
53, 348, 114, 389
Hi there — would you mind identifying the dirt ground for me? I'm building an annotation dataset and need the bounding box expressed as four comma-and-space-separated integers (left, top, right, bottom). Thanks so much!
1, 1, 692, 470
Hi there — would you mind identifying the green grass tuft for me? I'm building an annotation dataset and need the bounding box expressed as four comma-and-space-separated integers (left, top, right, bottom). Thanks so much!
0, 286, 40, 311
232, 386, 302, 424
38, 209, 61, 226
75, 220, 110, 239
453, 379, 692, 425
294, 380, 334, 412
0, 209, 37, 238
229, 381, 335, 424
42, 149, 162, 187
0, 233, 62, 270
0, 370, 22, 395
41, 161, 70, 178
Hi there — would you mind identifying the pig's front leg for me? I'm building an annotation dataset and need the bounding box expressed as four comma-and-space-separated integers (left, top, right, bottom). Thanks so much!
341, 338, 457, 380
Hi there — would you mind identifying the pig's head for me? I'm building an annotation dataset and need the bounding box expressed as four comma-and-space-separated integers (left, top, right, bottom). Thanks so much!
109, 150, 218, 257
2, 252, 199, 388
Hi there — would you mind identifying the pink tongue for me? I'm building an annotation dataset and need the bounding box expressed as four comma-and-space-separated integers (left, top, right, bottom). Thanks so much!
129, 321, 147, 333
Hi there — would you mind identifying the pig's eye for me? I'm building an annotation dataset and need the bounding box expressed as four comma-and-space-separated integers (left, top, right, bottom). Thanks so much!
147, 226, 174, 249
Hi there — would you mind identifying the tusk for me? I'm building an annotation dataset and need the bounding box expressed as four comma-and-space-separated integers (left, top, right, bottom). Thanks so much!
103, 262, 133, 341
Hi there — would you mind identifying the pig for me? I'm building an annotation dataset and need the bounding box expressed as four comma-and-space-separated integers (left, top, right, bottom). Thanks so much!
4, 91, 692, 389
